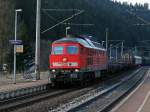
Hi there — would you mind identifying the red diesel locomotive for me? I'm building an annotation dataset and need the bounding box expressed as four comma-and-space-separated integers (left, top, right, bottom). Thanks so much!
49, 35, 107, 84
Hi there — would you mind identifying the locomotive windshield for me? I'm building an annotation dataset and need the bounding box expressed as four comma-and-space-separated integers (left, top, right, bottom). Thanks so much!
67, 46, 78, 54
52, 46, 64, 54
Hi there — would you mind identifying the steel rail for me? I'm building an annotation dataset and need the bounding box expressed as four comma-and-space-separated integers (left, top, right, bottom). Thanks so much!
0, 88, 76, 111
49, 68, 144, 112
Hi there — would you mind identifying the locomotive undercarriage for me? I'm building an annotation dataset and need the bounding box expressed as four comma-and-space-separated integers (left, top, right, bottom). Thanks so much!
49, 69, 102, 86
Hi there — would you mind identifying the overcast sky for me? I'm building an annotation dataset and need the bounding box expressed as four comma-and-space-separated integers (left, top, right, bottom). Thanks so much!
114, 0, 150, 5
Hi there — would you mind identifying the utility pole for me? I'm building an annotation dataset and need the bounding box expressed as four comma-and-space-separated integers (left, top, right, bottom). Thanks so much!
105, 28, 108, 52
134, 46, 137, 55
35, 0, 41, 80
105, 28, 109, 69
116, 46, 118, 61
121, 41, 124, 57
109, 44, 112, 60
14, 9, 22, 84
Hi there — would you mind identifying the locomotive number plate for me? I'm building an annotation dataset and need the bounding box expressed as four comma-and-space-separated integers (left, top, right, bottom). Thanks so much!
53, 62, 78, 67
62, 63, 68, 66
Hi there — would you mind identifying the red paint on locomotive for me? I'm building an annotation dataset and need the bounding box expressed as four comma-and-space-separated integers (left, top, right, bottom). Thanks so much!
49, 36, 107, 72
49, 35, 107, 84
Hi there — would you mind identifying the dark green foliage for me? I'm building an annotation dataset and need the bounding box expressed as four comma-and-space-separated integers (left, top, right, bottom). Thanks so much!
15, 0, 150, 70
0, 0, 16, 67
7, 20, 34, 72
17, 0, 150, 45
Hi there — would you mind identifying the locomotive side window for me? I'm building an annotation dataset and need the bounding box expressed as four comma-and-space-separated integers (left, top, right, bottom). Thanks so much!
102, 51, 104, 56
53, 46, 64, 54
67, 46, 78, 54
80, 48, 84, 54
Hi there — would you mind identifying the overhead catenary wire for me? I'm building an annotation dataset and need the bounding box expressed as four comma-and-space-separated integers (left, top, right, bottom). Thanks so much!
61, 23, 94, 26
42, 11, 58, 23
41, 10, 84, 34
127, 10, 150, 25
42, 9, 81, 12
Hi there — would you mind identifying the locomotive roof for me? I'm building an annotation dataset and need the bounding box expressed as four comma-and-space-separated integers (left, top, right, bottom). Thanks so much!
53, 37, 106, 51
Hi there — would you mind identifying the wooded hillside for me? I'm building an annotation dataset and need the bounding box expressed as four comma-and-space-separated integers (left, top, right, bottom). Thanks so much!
0, 0, 16, 67
1, 0, 150, 71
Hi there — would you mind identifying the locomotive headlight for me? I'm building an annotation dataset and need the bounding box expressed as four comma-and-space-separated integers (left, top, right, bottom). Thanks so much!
62, 57, 67, 62
52, 69, 56, 73
75, 69, 79, 72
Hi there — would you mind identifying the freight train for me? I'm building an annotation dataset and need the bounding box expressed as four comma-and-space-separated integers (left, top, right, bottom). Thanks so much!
49, 35, 142, 85
142, 57, 150, 66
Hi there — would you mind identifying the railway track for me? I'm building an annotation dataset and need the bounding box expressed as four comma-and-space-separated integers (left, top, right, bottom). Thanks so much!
0, 87, 77, 112
0, 68, 144, 112
49, 67, 147, 112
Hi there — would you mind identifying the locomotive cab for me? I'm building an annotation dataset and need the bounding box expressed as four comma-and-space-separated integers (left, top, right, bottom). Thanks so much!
49, 40, 83, 82
50, 43, 81, 70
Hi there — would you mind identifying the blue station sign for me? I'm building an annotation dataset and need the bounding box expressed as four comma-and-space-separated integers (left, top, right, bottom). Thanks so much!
9, 40, 22, 45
